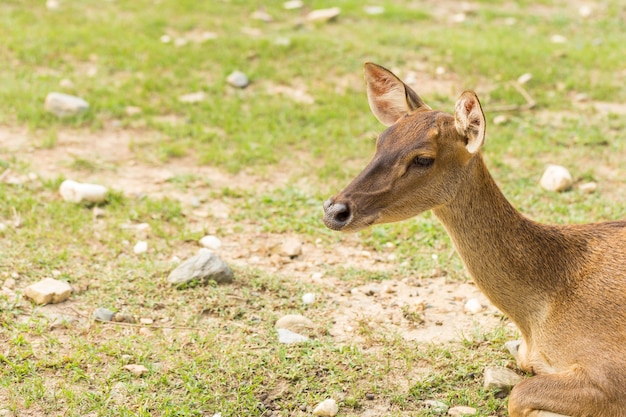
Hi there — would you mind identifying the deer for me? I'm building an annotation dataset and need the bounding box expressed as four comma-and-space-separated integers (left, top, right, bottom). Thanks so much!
322, 62, 626, 417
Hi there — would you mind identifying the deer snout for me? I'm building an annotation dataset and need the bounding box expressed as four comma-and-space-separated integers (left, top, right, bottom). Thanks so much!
323, 199, 352, 231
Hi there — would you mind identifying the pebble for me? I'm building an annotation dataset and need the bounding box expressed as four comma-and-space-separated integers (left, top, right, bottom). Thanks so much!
59, 179, 108, 203
277, 328, 309, 344
578, 182, 597, 194
483, 366, 524, 392
275, 314, 314, 333
550, 34, 567, 44
167, 249, 234, 287
448, 406, 477, 416
199, 235, 222, 250
46, 0, 60, 10
517, 73, 532, 85
133, 241, 148, 254
3, 278, 16, 290
139, 317, 154, 325
504, 340, 522, 361
306, 7, 341, 23
312, 399, 338, 416
279, 237, 303, 258
464, 298, 483, 314
364, 6, 384, 15
251, 10, 273, 22
124, 364, 149, 376
423, 399, 448, 413
493, 115, 509, 125
125, 106, 142, 116
44, 92, 89, 117
283, 0, 303, 9
59, 78, 74, 89
540, 165, 572, 192
178, 91, 206, 103
24, 278, 72, 305
579, 5, 592, 18
93, 307, 115, 322
302, 293, 316, 304
227, 71, 249, 88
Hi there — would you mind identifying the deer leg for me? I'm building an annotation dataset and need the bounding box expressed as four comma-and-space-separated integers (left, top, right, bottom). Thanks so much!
508, 368, 606, 417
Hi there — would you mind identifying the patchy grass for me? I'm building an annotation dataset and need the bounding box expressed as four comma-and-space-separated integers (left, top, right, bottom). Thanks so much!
1, 0, 625, 416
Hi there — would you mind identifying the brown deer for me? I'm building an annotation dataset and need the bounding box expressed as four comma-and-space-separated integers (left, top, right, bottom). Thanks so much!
322, 62, 626, 417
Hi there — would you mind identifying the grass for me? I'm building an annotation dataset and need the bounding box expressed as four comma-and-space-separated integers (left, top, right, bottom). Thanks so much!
1, 0, 625, 416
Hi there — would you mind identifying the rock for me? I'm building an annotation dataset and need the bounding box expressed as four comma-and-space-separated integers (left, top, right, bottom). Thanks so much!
423, 399, 448, 413
493, 115, 509, 125
504, 340, 522, 361
550, 34, 567, 44
579, 5, 592, 18
46, 0, 60, 10
277, 328, 308, 344
199, 235, 222, 250
178, 91, 206, 103
110, 381, 126, 403
24, 278, 72, 305
93, 307, 115, 322
364, 5, 384, 15
227, 71, 249, 88
133, 241, 148, 254
124, 364, 148, 376
139, 317, 154, 325
59, 78, 74, 89
483, 366, 524, 392
578, 182, 597, 194
540, 165, 572, 192
275, 314, 314, 333
283, 0, 303, 9
167, 249, 234, 287
464, 298, 483, 314
59, 179, 108, 204
312, 399, 338, 416
3, 278, 16, 290
112, 313, 136, 323
251, 10, 273, 22
302, 292, 316, 305
125, 106, 142, 116
448, 406, 477, 416
44, 92, 89, 117
280, 237, 302, 258
517, 73, 532, 85
306, 7, 340, 23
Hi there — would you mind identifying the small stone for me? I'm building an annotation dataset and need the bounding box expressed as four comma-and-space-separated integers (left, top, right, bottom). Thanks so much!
280, 237, 302, 258
484, 366, 524, 393
44, 92, 89, 117
178, 91, 206, 103
448, 406, 477, 416
3, 278, 16, 290
125, 106, 142, 116
464, 298, 483, 314
199, 235, 222, 250
493, 115, 509, 125
24, 278, 72, 305
160, 34, 171, 43
306, 7, 341, 23
124, 364, 149, 376
504, 17, 517, 25
0, 223, 6, 233
133, 241, 148, 254
59, 78, 74, 89
283, 0, 303, 9
423, 399, 448, 413
504, 340, 522, 361
227, 71, 249, 88
578, 182, 597, 194
312, 399, 338, 416
275, 314, 314, 333
59, 179, 108, 203
139, 327, 154, 337
46, 0, 60, 10
540, 165, 572, 192
251, 10, 273, 22
517, 73, 532, 85
167, 249, 234, 287
364, 5, 384, 15
302, 293, 316, 304
93, 307, 115, 322
139, 317, 154, 325
578, 5, 592, 18
550, 34, 567, 44
450, 13, 466, 23
365, 393, 375, 400
277, 328, 308, 344
112, 313, 136, 323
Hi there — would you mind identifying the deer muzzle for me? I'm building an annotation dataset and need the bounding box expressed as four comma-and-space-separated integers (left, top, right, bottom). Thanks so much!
323, 199, 353, 231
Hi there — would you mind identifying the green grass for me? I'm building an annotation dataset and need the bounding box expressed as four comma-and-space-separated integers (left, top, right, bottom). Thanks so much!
1, 0, 625, 415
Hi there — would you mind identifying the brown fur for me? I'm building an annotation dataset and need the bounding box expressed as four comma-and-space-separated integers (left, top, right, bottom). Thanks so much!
323, 63, 626, 417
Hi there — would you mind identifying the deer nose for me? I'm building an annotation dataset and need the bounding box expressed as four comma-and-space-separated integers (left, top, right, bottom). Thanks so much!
323, 199, 352, 230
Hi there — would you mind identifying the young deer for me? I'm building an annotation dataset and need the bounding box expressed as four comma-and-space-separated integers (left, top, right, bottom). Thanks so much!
323, 63, 626, 417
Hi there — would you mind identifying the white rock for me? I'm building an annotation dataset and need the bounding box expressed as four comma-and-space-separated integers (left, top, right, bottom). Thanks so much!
540, 165, 572, 192
3, 278, 16, 290
44, 92, 89, 117
517, 73, 532, 84
302, 293, 316, 304
59, 179, 108, 203
24, 278, 72, 305
364, 5, 384, 15
280, 237, 302, 258
450, 13, 466, 23
125, 106, 142, 116
578, 5, 592, 18
578, 181, 597, 194
483, 366, 524, 392
448, 406, 477, 416
227, 71, 249, 88
139, 318, 154, 325
46, 0, 60, 10
124, 364, 148, 376
306, 7, 341, 23
493, 114, 509, 125
133, 241, 148, 254
312, 399, 338, 416
505, 340, 522, 361
311, 272, 324, 280
435, 66, 446, 75
283, 0, 303, 9
464, 298, 483, 314
277, 328, 308, 344
160, 35, 171, 43
275, 314, 314, 333
199, 235, 222, 250
0, 223, 6, 232
59, 78, 74, 89
550, 34, 567, 43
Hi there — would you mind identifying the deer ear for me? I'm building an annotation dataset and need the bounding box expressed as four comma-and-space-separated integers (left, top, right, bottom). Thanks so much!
454, 91, 486, 154
364, 62, 431, 126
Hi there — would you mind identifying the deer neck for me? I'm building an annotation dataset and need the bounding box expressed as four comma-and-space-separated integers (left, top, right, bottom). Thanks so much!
432, 156, 570, 337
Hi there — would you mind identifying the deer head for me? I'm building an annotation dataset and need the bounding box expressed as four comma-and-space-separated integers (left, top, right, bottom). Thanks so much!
323, 62, 486, 232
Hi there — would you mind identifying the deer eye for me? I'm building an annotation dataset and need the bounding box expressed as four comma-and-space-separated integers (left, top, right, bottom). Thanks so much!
412, 156, 435, 168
